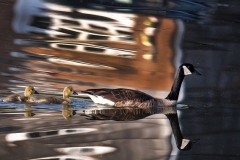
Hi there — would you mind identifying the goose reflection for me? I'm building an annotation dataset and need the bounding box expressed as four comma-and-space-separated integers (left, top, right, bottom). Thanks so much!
24, 103, 35, 117
81, 105, 198, 150
62, 104, 76, 120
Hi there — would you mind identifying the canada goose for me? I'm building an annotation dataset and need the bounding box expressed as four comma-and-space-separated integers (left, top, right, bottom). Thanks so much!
2, 86, 39, 102
31, 86, 78, 104
81, 63, 201, 108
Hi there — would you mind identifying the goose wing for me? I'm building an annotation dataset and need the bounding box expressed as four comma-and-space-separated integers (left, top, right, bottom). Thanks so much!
82, 88, 155, 107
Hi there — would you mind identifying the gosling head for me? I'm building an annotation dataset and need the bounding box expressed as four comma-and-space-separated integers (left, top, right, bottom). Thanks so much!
179, 138, 199, 151
180, 63, 201, 76
63, 86, 78, 99
24, 86, 39, 98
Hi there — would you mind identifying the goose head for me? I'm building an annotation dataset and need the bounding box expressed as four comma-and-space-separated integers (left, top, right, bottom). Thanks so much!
180, 63, 201, 76
24, 86, 39, 98
179, 138, 199, 151
63, 86, 78, 100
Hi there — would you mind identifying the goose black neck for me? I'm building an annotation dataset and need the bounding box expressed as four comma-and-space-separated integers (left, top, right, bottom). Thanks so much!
165, 68, 185, 101
165, 113, 184, 149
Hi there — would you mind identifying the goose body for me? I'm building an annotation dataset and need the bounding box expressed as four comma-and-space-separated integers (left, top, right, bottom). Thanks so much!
81, 63, 201, 108
2, 86, 39, 103
31, 86, 78, 104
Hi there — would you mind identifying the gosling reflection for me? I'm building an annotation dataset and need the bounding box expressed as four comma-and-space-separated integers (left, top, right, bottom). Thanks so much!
2, 86, 39, 103
32, 86, 78, 104
24, 103, 35, 117
62, 104, 76, 120
81, 106, 197, 150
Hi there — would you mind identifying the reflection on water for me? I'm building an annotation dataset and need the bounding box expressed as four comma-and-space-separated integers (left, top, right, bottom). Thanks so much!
81, 105, 177, 121
1, 102, 191, 159
62, 104, 76, 120
1, 0, 240, 159
1, 0, 194, 96
82, 106, 196, 151
24, 103, 35, 117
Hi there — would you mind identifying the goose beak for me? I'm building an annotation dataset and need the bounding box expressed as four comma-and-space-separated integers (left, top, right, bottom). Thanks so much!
34, 90, 39, 94
194, 69, 201, 75
73, 90, 78, 95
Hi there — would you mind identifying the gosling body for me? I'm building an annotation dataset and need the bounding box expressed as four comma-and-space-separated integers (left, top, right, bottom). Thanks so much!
2, 86, 39, 103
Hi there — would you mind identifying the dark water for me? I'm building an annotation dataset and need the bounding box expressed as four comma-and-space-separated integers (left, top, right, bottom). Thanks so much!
0, 0, 240, 159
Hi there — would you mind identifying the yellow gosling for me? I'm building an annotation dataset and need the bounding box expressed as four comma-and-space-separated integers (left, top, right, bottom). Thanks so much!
2, 86, 39, 102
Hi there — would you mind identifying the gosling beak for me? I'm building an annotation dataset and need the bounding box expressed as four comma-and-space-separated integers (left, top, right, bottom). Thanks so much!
34, 90, 39, 94
73, 90, 78, 95
194, 69, 201, 75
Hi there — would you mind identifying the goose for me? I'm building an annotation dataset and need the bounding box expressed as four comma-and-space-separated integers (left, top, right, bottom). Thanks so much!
31, 86, 78, 104
2, 86, 39, 103
81, 63, 201, 108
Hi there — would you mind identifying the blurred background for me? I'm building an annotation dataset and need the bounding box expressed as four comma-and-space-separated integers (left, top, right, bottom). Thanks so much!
0, 0, 240, 160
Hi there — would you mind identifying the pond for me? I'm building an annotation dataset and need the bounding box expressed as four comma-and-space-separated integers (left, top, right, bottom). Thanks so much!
0, 0, 240, 159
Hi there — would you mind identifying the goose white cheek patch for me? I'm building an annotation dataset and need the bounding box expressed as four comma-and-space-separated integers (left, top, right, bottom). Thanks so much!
182, 66, 192, 75
180, 139, 190, 149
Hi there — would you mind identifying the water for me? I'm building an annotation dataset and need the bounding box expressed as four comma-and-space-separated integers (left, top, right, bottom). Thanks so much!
0, 0, 240, 159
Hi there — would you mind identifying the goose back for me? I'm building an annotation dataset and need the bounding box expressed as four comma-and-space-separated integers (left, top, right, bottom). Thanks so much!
82, 88, 159, 108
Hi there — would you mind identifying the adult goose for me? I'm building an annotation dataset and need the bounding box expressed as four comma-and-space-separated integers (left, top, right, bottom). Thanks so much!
81, 63, 201, 108
2, 86, 39, 103
31, 86, 78, 104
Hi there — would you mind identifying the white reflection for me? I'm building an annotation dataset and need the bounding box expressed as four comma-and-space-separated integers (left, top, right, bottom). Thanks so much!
9, 80, 26, 83
77, 9, 136, 27
48, 57, 116, 70
5, 128, 97, 142
13, 0, 136, 43
56, 146, 116, 156
13, 0, 72, 33
10, 51, 28, 58
8, 67, 27, 72
30, 155, 96, 160
49, 42, 135, 57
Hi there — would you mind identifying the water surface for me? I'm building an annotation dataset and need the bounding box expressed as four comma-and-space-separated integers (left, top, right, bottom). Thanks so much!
0, 0, 240, 159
